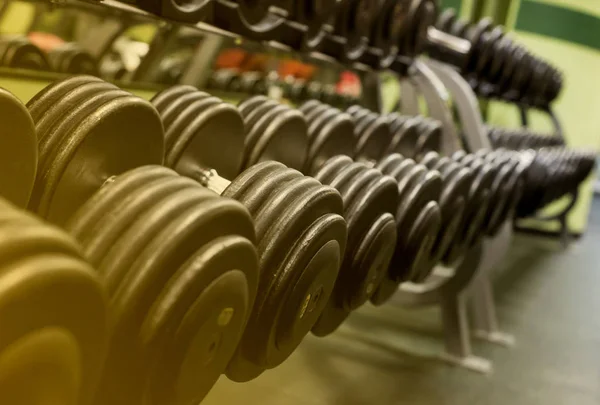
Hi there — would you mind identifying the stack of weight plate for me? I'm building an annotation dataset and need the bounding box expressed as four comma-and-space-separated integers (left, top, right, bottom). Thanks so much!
516, 148, 596, 217
488, 126, 564, 150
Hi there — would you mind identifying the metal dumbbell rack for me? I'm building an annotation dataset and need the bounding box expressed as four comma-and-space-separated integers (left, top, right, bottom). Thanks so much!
384, 57, 517, 373
1, 0, 525, 376
515, 103, 577, 247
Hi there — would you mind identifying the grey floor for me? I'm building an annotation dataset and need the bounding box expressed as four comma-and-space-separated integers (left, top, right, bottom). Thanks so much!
203, 200, 600, 405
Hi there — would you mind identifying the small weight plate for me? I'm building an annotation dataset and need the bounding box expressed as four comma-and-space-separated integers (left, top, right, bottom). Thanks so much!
29, 77, 164, 226
150, 85, 198, 114
0, 88, 37, 207
386, 117, 421, 158
355, 114, 392, 163
245, 106, 308, 171
27, 75, 104, 123
299, 99, 324, 115
238, 0, 291, 27
156, 90, 212, 130
30, 80, 121, 212
305, 108, 356, 174
169, 101, 246, 180
3, 40, 49, 71
240, 97, 280, 131
162, 96, 221, 153
476, 26, 504, 77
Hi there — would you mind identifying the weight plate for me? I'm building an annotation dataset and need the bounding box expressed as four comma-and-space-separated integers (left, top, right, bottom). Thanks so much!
0, 199, 107, 405
67, 166, 258, 405
169, 101, 245, 180
334, 0, 378, 60
150, 85, 198, 114
476, 26, 504, 77
28, 76, 164, 226
0, 88, 37, 207
386, 116, 421, 158
225, 163, 347, 381
244, 103, 308, 171
238, 0, 292, 27
150, 85, 210, 128
304, 104, 356, 174
3, 39, 49, 71
314, 157, 398, 312
371, 0, 410, 64
354, 113, 392, 163
30, 80, 121, 211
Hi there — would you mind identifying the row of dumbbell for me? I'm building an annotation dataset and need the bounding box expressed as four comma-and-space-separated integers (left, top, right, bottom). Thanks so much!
0, 75, 531, 405
0, 36, 98, 75
430, 10, 563, 105
517, 148, 596, 217
207, 69, 360, 106
122, 0, 561, 106
488, 126, 564, 150
128, 0, 436, 68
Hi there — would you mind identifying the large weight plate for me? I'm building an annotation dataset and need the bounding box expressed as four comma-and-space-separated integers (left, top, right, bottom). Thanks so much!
224, 162, 347, 381
27, 76, 164, 226
67, 166, 258, 405
0, 199, 108, 405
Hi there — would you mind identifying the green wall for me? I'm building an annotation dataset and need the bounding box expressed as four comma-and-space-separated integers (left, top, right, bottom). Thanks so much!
484, 0, 600, 233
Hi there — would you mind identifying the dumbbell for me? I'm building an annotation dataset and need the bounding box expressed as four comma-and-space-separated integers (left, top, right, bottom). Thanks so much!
126, 0, 212, 23
324, 0, 381, 62
48, 43, 99, 75
370, 0, 409, 66
488, 126, 564, 150
151, 85, 348, 382
238, 95, 308, 171
517, 148, 595, 217
432, 10, 563, 104
213, 1, 291, 41
309, 157, 398, 335
0, 198, 108, 405
24, 75, 260, 405
235, 97, 398, 334
207, 69, 242, 92
0, 37, 50, 71
299, 100, 461, 306
346, 105, 393, 163
289, 0, 340, 51
155, 90, 397, 339
386, 112, 443, 160
239, 71, 268, 94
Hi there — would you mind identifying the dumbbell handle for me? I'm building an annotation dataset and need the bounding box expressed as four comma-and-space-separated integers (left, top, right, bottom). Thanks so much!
196, 168, 231, 195
425, 27, 472, 70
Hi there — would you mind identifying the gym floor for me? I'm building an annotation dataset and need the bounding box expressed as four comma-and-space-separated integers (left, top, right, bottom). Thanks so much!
203, 199, 600, 405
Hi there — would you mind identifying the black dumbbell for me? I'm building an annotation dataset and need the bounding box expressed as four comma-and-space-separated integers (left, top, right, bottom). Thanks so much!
0, 37, 50, 71
152, 85, 348, 382
346, 105, 393, 163
25, 76, 259, 405
48, 43, 99, 75
238, 95, 308, 171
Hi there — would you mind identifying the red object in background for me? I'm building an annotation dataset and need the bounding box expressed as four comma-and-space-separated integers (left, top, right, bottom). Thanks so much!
278, 59, 316, 80
337, 71, 361, 97
215, 48, 248, 70
28, 32, 65, 52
